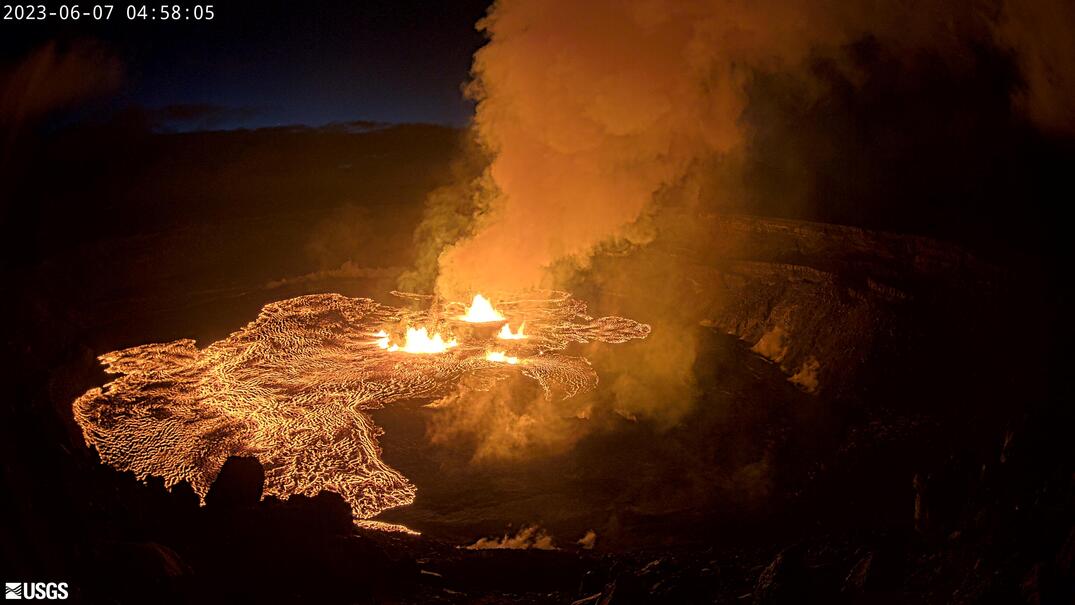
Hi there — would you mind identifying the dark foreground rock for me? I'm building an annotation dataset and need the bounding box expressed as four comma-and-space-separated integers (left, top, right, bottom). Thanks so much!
203, 456, 265, 510
61, 456, 416, 603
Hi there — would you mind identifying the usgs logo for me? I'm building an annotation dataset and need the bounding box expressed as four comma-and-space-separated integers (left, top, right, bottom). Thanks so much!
4, 583, 68, 600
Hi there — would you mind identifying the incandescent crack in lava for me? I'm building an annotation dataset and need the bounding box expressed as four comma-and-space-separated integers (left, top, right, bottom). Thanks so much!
73, 292, 650, 522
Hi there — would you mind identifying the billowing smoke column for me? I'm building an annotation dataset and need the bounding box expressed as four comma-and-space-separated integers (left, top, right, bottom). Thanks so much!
431, 0, 1075, 297
403, 0, 1075, 462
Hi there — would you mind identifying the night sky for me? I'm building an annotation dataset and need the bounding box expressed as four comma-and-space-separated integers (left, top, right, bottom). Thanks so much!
1, 0, 492, 129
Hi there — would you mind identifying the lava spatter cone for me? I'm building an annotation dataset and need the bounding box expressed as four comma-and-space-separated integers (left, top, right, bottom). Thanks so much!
452, 293, 510, 341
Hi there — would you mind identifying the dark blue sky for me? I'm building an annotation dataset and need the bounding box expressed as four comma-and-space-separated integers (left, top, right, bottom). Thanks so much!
2, 0, 491, 129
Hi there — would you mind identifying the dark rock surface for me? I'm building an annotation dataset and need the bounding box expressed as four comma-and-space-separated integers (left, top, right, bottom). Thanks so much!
669, 214, 1001, 398
203, 456, 264, 510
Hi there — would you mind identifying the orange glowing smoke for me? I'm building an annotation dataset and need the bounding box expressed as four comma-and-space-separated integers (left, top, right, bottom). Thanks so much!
72, 292, 650, 525
457, 293, 506, 323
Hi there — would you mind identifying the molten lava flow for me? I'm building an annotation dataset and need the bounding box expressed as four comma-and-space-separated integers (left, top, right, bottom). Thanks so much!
375, 327, 457, 354
72, 291, 650, 526
497, 321, 526, 340
485, 350, 520, 365
458, 293, 506, 322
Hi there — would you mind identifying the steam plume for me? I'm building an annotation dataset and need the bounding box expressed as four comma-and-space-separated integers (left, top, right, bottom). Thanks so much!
427, 0, 1075, 296
1, 40, 123, 164
465, 524, 556, 550
402, 0, 1075, 464
0, 40, 122, 126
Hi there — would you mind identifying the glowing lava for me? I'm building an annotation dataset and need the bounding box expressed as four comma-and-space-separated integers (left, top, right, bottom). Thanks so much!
458, 293, 506, 323
497, 321, 526, 340
72, 291, 650, 525
375, 327, 458, 354
485, 350, 520, 364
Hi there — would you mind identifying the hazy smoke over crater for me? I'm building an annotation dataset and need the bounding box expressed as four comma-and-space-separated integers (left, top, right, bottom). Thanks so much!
0, 40, 122, 126
465, 524, 556, 550
428, 0, 1075, 297
403, 0, 1075, 463
1, 40, 123, 165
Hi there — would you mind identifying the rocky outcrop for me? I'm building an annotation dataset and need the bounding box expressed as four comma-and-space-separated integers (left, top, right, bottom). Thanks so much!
204, 456, 264, 510
667, 214, 999, 396
63, 456, 417, 604
752, 544, 807, 604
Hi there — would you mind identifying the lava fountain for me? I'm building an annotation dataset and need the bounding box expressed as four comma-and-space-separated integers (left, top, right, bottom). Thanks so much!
72, 291, 649, 525
374, 327, 458, 353
457, 293, 506, 323
498, 321, 526, 340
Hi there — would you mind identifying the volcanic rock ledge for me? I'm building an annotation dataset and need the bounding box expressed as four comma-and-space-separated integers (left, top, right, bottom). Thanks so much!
675, 214, 1000, 396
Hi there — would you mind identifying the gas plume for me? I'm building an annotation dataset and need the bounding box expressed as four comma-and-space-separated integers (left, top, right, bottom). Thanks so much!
426, 377, 587, 461
0, 40, 122, 127
993, 0, 1075, 135
1, 40, 122, 165
465, 524, 556, 550
577, 529, 597, 550
399, 0, 1075, 456
424, 0, 1075, 298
